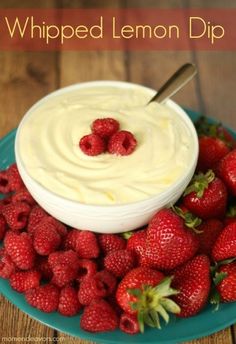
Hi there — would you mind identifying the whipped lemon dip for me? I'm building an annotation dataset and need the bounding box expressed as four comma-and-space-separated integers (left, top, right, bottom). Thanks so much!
18, 85, 194, 205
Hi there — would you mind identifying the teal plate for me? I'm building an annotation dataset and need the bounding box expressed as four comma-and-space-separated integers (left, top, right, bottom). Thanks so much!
0, 109, 236, 344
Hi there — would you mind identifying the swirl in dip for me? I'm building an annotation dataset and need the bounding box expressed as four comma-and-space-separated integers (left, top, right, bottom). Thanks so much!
18, 85, 194, 205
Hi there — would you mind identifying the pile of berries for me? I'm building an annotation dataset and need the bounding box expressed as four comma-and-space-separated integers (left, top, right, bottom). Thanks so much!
0, 117, 236, 335
79, 117, 137, 156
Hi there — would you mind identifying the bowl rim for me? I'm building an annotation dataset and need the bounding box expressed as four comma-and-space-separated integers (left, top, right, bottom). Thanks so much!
15, 80, 199, 211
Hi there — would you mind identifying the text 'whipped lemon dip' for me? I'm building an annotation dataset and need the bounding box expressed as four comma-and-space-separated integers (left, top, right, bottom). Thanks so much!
18, 86, 194, 205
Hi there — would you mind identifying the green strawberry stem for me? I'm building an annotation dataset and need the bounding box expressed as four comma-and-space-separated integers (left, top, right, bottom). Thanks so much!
128, 277, 181, 333
121, 231, 133, 240
184, 170, 215, 198
226, 204, 236, 218
173, 206, 202, 233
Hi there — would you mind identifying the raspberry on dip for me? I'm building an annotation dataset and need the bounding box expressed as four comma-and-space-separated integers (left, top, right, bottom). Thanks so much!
17, 85, 194, 205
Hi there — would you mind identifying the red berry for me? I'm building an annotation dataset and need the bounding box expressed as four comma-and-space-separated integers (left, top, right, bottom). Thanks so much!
75, 230, 100, 259
216, 262, 236, 302
4, 231, 35, 270
2, 202, 31, 231
58, 285, 82, 316
78, 269, 116, 306
27, 205, 48, 235
119, 313, 140, 334
80, 299, 118, 333
45, 217, 68, 238
76, 259, 97, 283
48, 250, 79, 270
11, 187, 36, 206
10, 270, 41, 293
63, 229, 80, 250
0, 214, 7, 241
104, 249, 136, 278
127, 229, 149, 266
98, 233, 126, 255
212, 222, 236, 261
108, 130, 137, 156
33, 218, 61, 255
51, 262, 77, 288
0, 170, 11, 194
0, 248, 16, 278
25, 284, 60, 313
7, 163, 24, 191
217, 149, 236, 196
198, 219, 224, 256
36, 256, 53, 280
79, 133, 106, 156
91, 118, 120, 139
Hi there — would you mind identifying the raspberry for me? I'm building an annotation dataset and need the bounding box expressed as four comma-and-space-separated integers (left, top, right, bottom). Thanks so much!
58, 285, 82, 316
33, 218, 61, 255
51, 262, 78, 288
98, 234, 126, 255
11, 187, 36, 206
79, 133, 106, 156
80, 299, 118, 333
76, 259, 97, 283
63, 229, 80, 250
91, 118, 120, 139
10, 270, 41, 293
36, 256, 53, 280
27, 205, 48, 235
119, 313, 140, 334
7, 163, 24, 191
4, 231, 35, 270
48, 250, 79, 270
45, 217, 68, 237
0, 170, 11, 194
25, 284, 60, 313
74, 230, 100, 259
0, 214, 7, 241
78, 269, 116, 306
0, 248, 16, 278
108, 130, 137, 156
104, 249, 136, 278
2, 202, 31, 231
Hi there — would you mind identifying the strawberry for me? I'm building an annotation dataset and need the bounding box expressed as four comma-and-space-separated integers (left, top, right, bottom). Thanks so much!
58, 285, 81, 316
80, 299, 118, 333
10, 270, 41, 293
0, 248, 16, 278
79, 133, 106, 156
217, 149, 236, 196
4, 231, 35, 270
11, 187, 36, 206
108, 130, 137, 156
119, 313, 140, 334
145, 209, 199, 270
27, 205, 48, 235
116, 266, 180, 332
215, 261, 236, 302
91, 118, 120, 139
51, 262, 78, 288
224, 204, 236, 226
126, 230, 150, 266
212, 223, 236, 261
172, 255, 211, 317
104, 249, 136, 278
33, 218, 61, 255
183, 170, 227, 220
0, 214, 7, 241
98, 233, 126, 254
198, 219, 224, 256
78, 269, 116, 306
76, 259, 97, 282
25, 284, 60, 313
7, 163, 24, 191
2, 202, 31, 231
75, 230, 100, 259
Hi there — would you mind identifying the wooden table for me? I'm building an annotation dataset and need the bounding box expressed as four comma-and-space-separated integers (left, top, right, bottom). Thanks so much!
0, 1, 236, 343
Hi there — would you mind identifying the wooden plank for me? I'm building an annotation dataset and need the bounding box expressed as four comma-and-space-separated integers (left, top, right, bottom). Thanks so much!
185, 328, 233, 344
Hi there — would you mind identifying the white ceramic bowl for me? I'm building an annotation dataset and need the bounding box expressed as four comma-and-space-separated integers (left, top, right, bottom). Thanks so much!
15, 81, 198, 233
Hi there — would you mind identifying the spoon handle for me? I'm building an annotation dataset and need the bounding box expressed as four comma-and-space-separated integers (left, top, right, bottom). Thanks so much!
148, 63, 197, 104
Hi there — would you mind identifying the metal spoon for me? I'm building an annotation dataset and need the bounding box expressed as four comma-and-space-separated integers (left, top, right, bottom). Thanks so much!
147, 63, 197, 104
